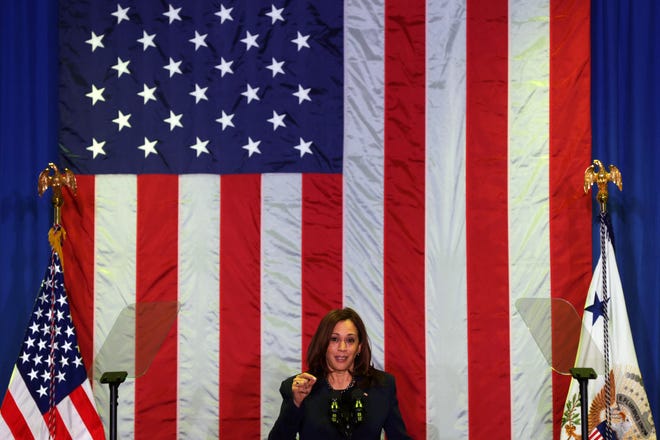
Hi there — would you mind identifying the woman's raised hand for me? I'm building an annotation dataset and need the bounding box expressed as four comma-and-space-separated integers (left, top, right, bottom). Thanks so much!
291, 372, 317, 407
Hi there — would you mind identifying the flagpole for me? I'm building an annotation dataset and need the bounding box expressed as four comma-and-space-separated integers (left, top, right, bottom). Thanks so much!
598, 210, 613, 439
37, 163, 79, 439
37, 164, 116, 439
583, 159, 623, 440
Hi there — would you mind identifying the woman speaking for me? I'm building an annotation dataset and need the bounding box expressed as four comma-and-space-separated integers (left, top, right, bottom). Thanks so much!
268, 308, 411, 439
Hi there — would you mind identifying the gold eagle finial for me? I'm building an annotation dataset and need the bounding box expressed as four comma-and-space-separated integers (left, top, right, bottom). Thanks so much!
37, 163, 77, 225
584, 159, 622, 213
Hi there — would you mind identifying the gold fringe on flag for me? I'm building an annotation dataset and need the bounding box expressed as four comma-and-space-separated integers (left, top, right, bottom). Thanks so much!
48, 226, 66, 263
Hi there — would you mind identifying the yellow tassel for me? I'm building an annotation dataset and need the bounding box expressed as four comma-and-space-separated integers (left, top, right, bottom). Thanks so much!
48, 226, 67, 269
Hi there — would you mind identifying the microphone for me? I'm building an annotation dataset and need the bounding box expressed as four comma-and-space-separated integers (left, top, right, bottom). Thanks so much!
330, 396, 340, 425
328, 387, 368, 438
350, 388, 366, 424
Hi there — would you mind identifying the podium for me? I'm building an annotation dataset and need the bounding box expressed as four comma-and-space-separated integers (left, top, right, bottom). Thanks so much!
516, 298, 602, 439
93, 302, 179, 440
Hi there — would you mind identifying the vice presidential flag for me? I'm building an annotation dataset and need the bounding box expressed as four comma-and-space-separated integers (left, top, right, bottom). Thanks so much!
560, 226, 656, 439
0, 246, 105, 439
58, 0, 594, 438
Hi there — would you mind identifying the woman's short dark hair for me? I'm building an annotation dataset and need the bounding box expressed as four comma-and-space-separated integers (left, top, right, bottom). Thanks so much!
306, 307, 373, 381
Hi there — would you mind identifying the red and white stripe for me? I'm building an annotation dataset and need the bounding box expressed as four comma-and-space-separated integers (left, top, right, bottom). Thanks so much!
589, 427, 604, 440
60, 0, 592, 438
0, 370, 103, 439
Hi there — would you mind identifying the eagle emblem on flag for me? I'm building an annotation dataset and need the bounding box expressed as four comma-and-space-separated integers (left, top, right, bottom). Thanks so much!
562, 366, 655, 439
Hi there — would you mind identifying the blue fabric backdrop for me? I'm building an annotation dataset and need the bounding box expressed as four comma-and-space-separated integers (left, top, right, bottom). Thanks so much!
1, 0, 659, 433
0, 2, 58, 396
591, 0, 660, 425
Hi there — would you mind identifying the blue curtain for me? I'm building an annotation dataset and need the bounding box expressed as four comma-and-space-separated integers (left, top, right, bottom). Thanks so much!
592, 0, 660, 424
0, 2, 58, 395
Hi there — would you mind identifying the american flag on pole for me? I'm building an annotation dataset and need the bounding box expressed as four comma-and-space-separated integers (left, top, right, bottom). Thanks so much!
0, 244, 105, 439
58, 0, 594, 438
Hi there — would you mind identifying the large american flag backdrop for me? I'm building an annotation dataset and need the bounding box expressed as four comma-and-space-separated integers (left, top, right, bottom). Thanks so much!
58, 0, 593, 438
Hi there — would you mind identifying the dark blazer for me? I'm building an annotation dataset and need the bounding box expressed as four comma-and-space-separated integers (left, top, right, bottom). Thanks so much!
268, 370, 411, 439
